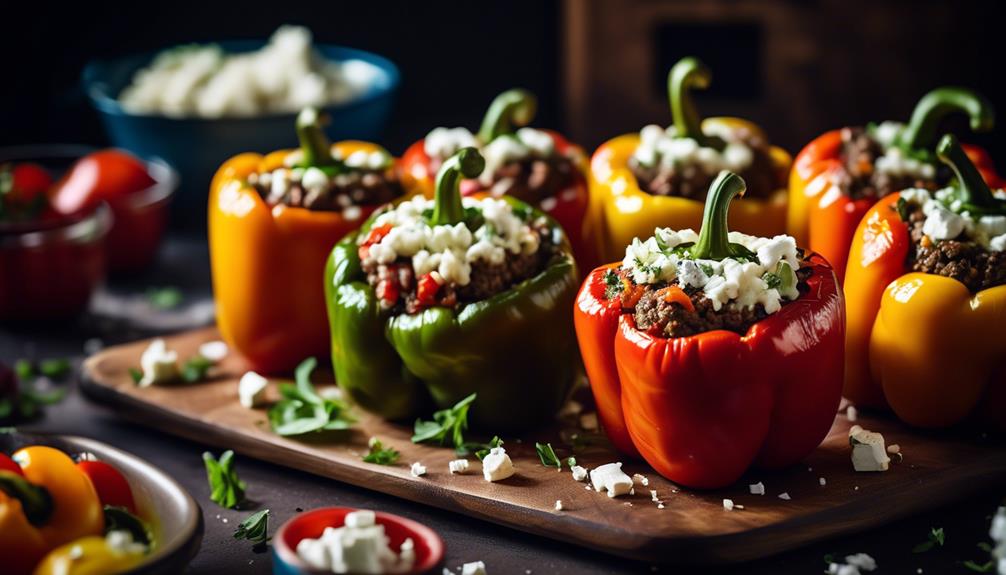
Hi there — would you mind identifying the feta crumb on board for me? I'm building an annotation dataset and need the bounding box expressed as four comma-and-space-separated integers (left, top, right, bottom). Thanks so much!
554, 500, 563, 511
632, 473, 649, 487
849, 427, 891, 472
238, 371, 269, 408
482, 447, 515, 482
723, 499, 735, 511
749, 482, 765, 495
449, 459, 470, 474
461, 561, 488, 575
819, 477, 827, 486
198, 340, 229, 362
138, 339, 179, 387
778, 492, 791, 501
410, 462, 427, 478
827, 553, 878, 575
570, 466, 588, 482
846, 405, 858, 422
589, 463, 634, 498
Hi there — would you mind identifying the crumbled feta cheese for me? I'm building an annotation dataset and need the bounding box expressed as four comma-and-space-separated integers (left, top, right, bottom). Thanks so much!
579, 412, 599, 431
631, 124, 758, 175
819, 477, 827, 486
850, 428, 891, 472
449, 459, 470, 474
296, 510, 415, 573
105, 530, 147, 555
461, 561, 488, 575
424, 127, 478, 159
554, 500, 563, 511
887, 444, 901, 454
875, 147, 936, 181
722, 499, 735, 511
410, 462, 427, 478
589, 463, 634, 498
650, 490, 659, 502
632, 473, 649, 487
482, 447, 515, 482
301, 166, 330, 195
901, 186, 1006, 250
846, 405, 858, 422
570, 466, 588, 482
138, 339, 179, 387
778, 492, 791, 501
749, 482, 765, 495
922, 203, 966, 240
238, 371, 269, 408
198, 340, 229, 362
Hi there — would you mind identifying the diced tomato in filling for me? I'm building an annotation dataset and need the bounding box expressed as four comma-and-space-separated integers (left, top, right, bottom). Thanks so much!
358, 223, 394, 262
376, 278, 400, 307
416, 273, 441, 306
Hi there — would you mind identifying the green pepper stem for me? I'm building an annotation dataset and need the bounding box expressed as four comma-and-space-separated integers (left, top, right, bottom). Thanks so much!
668, 57, 724, 150
296, 107, 339, 168
477, 89, 537, 143
0, 471, 53, 526
432, 147, 485, 226
936, 134, 999, 209
898, 87, 994, 154
689, 171, 752, 260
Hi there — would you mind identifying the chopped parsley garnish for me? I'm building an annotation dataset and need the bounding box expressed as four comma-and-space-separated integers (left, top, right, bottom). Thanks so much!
896, 197, 911, 223
181, 355, 214, 383
475, 436, 503, 461
511, 203, 533, 222
128, 368, 143, 384
38, 359, 71, 380
535, 442, 561, 469
363, 438, 400, 465
268, 358, 354, 436
103, 505, 152, 547
203, 450, 246, 509
147, 286, 183, 310
603, 269, 623, 299
912, 527, 945, 553
234, 509, 270, 548
763, 272, 782, 289
411, 393, 476, 451
14, 359, 33, 381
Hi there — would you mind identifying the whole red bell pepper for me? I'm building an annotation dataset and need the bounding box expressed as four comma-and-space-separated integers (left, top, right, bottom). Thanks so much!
575, 171, 844, 488
401, 89, 598, 271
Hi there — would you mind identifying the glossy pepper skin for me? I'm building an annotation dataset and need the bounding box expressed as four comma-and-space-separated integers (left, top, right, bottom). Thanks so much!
33, 536, 144, 575
401, 89, 598, 272
590, 58, 791, 263
789, 88, 998, 281
575, 172, 844, 488
325, 148, 580, 430
0, 446, 105, 575
210, 108, 420, 373
844, 135, 1006, 430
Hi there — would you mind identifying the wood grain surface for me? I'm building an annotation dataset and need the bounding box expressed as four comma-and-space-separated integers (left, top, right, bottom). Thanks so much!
81, 327, 1006, 565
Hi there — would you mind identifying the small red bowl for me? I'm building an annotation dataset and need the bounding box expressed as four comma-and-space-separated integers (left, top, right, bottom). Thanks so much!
272, 507, 444, 575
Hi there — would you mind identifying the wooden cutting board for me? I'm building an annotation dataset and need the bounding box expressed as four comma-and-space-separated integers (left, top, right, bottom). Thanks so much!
81, 327, 1006, 565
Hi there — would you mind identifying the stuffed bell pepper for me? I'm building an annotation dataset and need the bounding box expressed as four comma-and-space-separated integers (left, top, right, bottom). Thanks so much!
789, 87, 998, 281
210, 108, 418, 373
325, 147, 579, 430
590, 57, 792, 263
575, 170, 844, 488
401, 89, 597, 270
844, 134, 1006, 430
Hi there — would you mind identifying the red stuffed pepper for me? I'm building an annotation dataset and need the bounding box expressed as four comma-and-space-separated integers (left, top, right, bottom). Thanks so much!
575, 171, 844, 488
401, 89, 598, 271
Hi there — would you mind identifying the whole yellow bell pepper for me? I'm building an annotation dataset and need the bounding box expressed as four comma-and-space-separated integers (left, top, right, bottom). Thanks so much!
845, 134, 1006, 430
209, 108, 422, 373
33, 535, 144, 575
589, 57, 790, 262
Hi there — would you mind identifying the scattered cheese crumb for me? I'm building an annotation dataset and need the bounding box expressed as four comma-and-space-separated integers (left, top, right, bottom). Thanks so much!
198, 340, 229, 362
238, 371, 269, 408
632, 473, 649, 486
554, 500, 563, 511
850, 427, 891, 472
887, 444, 901, 454
449, 459, 469, 474
650, 490, 659, 502
138, 338, 179, 386
589, 463, 634, 498
657, 503, 665, 509
819, 477, 827, 486
749, 482, 765, 495
846, 405, 859, 422
778, 492, 791, 500
570, 466, 588, 482
723, 499, 735, 511
630, 488, 635, 496
461, 562, 487, 575
410, 462, 427, 477
482, 447, 515, 482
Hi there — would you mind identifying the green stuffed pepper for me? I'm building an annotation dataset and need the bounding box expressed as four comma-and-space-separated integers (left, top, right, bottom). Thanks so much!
325, 147, 579, 431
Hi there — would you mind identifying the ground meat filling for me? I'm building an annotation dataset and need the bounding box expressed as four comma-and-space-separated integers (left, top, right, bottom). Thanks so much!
249, 168, 403, 211
483, 156, 581, 205
610, 264, 811, 338
837, 127, 947, 200
903, 203, 1006, 292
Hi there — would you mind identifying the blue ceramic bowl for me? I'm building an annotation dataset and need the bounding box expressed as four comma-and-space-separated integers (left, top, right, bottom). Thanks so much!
82, 42, 400, 217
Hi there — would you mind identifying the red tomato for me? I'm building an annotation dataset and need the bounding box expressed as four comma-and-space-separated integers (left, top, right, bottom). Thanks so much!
51, 150, 155, 215
9, 163, 52, 203
0, 453, 23, 476
416, 273, 440, 305
77, 459, 137, 513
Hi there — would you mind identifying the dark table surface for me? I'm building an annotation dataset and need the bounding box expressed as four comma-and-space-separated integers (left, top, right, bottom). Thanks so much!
1, 236, 1002, 574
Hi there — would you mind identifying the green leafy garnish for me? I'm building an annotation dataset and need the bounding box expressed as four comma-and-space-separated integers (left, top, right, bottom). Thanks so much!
535, 442, 561, 469
234, 509, 270, 547
128, 368, 143, 384
896, 197, 911, 223
0, 381, 65, 422
203, 450, 246, 509
603, 269, 623, 299
977, 542, 994, 553
475, 436, 503, 461
963, 560, 995, 573
38, 359, 71, 380
268, 358, 354, 436
14, 359, 33, 381
363, 438, 400, 465
511, 203, 532, 222
147, 286, 183, 310
763, 272, 782, 289
912, 527, 945, 553
412, 393, 476, 450
181, 355, 213, 383
103, 505, 151, 547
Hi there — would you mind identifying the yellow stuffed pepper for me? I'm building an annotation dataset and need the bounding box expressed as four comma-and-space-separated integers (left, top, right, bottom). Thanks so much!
844, 134, 1006, 430
590, 57, 791, 262
210, 108, 420, 373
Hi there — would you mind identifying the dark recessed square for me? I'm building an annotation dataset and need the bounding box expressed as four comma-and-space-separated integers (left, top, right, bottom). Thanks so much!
653, 21, 763, 101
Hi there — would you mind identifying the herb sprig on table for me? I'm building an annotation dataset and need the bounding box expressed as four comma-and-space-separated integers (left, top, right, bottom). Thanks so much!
912, 526, 945, 553
475, 436, 503, 461
535, 442, 561, 469
203, 450, 246, 509
363, 438, 400, 465
234, 509, 270, 548
411, 393, 476, 451
268, 358, 354, 436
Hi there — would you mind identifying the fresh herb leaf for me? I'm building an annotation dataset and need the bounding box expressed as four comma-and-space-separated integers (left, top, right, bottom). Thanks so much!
462, 206, 486, 231
511, 203, 532, 222
896, 197, 911, 222
913, 527, 945, 553
411, 393, 476, 449
977, 542, 994, 553
181, 355, 213, 383
14, 359, 33, 381
268, 358, 354, 436
566, 457, 577, 467
363, 438, 400, 465
147, 286, 183, 310
38, 359, 71, 380
103, 505, 151, 547
603, 269, 624, 300
203, 450, 246, 509
234, 509, 270, 547
475, 436, 503, 461
963, 560, 995, 573
763, 272, 782, 289
535, 442, 561, 469
128, 368, 143, 384
0, 379, 66, 423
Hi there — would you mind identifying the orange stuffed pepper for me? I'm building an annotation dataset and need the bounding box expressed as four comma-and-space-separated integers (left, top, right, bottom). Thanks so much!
210, 108, 420, 373
590, 57, 791, 263
845, 134, 1006, 430
789, 87, 999, 281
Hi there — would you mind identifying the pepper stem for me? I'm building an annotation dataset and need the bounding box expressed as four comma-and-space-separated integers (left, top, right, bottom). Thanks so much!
668, 57, 724, 150
477, 89, 537, 143
432, 147, 485, 226
689, 171, 754, 261
0, 471, 53, 526
936, 134, 1000, 210
898, 87, 994, 155
296, 107, 339, 169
